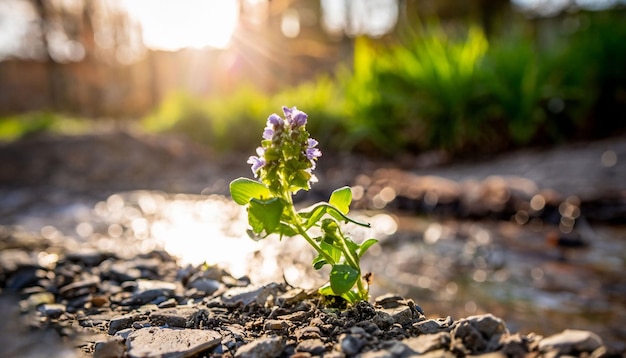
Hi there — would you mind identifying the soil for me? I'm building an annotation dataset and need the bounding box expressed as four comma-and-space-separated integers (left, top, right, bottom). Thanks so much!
0, 130, 625, 357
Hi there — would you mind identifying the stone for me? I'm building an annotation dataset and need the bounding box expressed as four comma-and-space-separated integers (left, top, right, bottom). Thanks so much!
381, 306, 415, 325
403, 332, 451, 355
412, 319, 445, 335
296, 338, 326, 355
222, 283, 281, 306
374, 293, 405, 309
466, 314, 508, 338
128, 279, 177, 305
235, 336, 285, 358
58, 277, 100, 299
38, 303, 66, 318
108, 312, 147, 335
150, 307, 200, 328
539, 329, 603, 355
264, 319, 289, 331
339, 334, 366, 356
295, 326, 321, 341
93, 337, 125, 358
450, 314, 508, 354
372, 310, 394, 329
65, 248, 106, 266
187, 277, 221, 295
126, 327, 221, 358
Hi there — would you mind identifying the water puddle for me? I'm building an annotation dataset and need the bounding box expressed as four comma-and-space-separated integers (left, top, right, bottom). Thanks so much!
3, 189, 625, 342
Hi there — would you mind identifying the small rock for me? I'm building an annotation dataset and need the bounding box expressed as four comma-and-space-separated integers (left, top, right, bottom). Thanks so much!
91, 295, 109, 308
187, 277, 222, 295
58, 277, 100, 299
126, 327, 221, 358
222, 283, 280, 306
339, 334, 366, 356
276, 288, 309, 306
264, 319, 289, 331
22, 291, 55, 310
128, 279, 177, 305
374, 293, 405, 309
149, 307, 199, 328
380, 306, 414, 325
403, 332, 451, 355
539, 329, 603, 355
235, 336, 284, 358
372, 310, 394, 329
38, 303, 66, 318
412, 319, 445, 335
93, 337, 125, 358
295, 326, 321, 341
296, 338, 326, 355
108, 312, 146, 335
157, 298, 178, 308
66, 248, 106, 266
451, 314, 508, 355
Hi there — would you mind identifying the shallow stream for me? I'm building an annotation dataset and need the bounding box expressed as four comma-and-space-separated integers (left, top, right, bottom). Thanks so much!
3, 189, 624, 344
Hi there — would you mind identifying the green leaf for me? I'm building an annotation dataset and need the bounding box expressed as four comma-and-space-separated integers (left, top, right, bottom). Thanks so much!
340, 290, 360, 304
358, 238, 378, 258
329, 187, 352, 214
318, 283, 335, 297
299, 203, 371, 229
321, 240, 341, 264
329, 264, 359, 295
230, 178, 271, 205
313, 255, 327, 270
248, 198, 285, 234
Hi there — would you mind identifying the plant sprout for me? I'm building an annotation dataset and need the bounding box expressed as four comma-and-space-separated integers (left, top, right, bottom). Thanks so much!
229, 106, 377, 304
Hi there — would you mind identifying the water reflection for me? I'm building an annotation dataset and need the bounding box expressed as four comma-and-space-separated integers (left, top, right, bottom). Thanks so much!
7, 189, 625, 342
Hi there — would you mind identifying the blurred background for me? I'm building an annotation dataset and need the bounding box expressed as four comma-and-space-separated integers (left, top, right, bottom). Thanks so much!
1, 0, 625, 155
1, 0, 626, 348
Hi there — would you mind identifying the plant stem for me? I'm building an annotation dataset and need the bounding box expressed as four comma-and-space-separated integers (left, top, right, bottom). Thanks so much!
286, 203, 335, 265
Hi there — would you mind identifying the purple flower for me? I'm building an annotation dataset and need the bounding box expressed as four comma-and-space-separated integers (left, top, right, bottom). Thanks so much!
247, 147, 266, 176
267, 114, 284, 128
306, 138, 321, 169
263, 114, 285, 140
306, 138, 322, 161
282, 106, 307, 128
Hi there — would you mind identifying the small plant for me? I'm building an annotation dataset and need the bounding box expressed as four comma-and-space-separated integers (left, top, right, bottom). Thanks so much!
229, 106, 377, 304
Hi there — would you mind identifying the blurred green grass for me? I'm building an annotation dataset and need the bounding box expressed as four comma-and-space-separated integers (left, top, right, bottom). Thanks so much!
2, 10, 625, 159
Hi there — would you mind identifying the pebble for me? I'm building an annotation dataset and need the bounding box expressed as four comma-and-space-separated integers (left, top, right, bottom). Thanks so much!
38, 303, 66, 318
234, 336, 285, 358
126, 327, 221, 358
339, 333, 366, 355
403, 331, 451, 355
150, 306, 200, 328
451, 315, 506, 354
296, 338, 326, 355
127, 279, 177, 305
222, 283, 280, 306
539, 329, 603, 355
108, 312, 147, 335
187, 277, 222, 295
0, 223, 622, 358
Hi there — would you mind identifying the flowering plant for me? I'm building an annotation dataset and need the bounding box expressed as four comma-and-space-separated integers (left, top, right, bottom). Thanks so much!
230, 106, 377, 304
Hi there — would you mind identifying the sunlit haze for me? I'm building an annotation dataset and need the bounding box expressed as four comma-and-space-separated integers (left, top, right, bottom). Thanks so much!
121, 0, 239, 50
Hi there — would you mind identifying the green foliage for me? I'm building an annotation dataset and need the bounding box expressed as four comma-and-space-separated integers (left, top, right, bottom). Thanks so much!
230, 108, 377, 305
0, 111, 55, 140
0, 111, 96, 141
142, 86, 268, 152
481, 31, 548, 145
9, 11, 622, 158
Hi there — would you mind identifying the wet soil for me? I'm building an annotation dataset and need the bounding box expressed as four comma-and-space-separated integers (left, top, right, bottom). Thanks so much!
0, 130, 625, 356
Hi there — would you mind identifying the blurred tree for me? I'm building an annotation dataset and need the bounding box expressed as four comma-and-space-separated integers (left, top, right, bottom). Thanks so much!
18, 0, 144, 114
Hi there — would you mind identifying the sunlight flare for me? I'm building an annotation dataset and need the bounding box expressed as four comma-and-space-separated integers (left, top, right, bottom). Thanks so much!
121, 0, 239, 50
